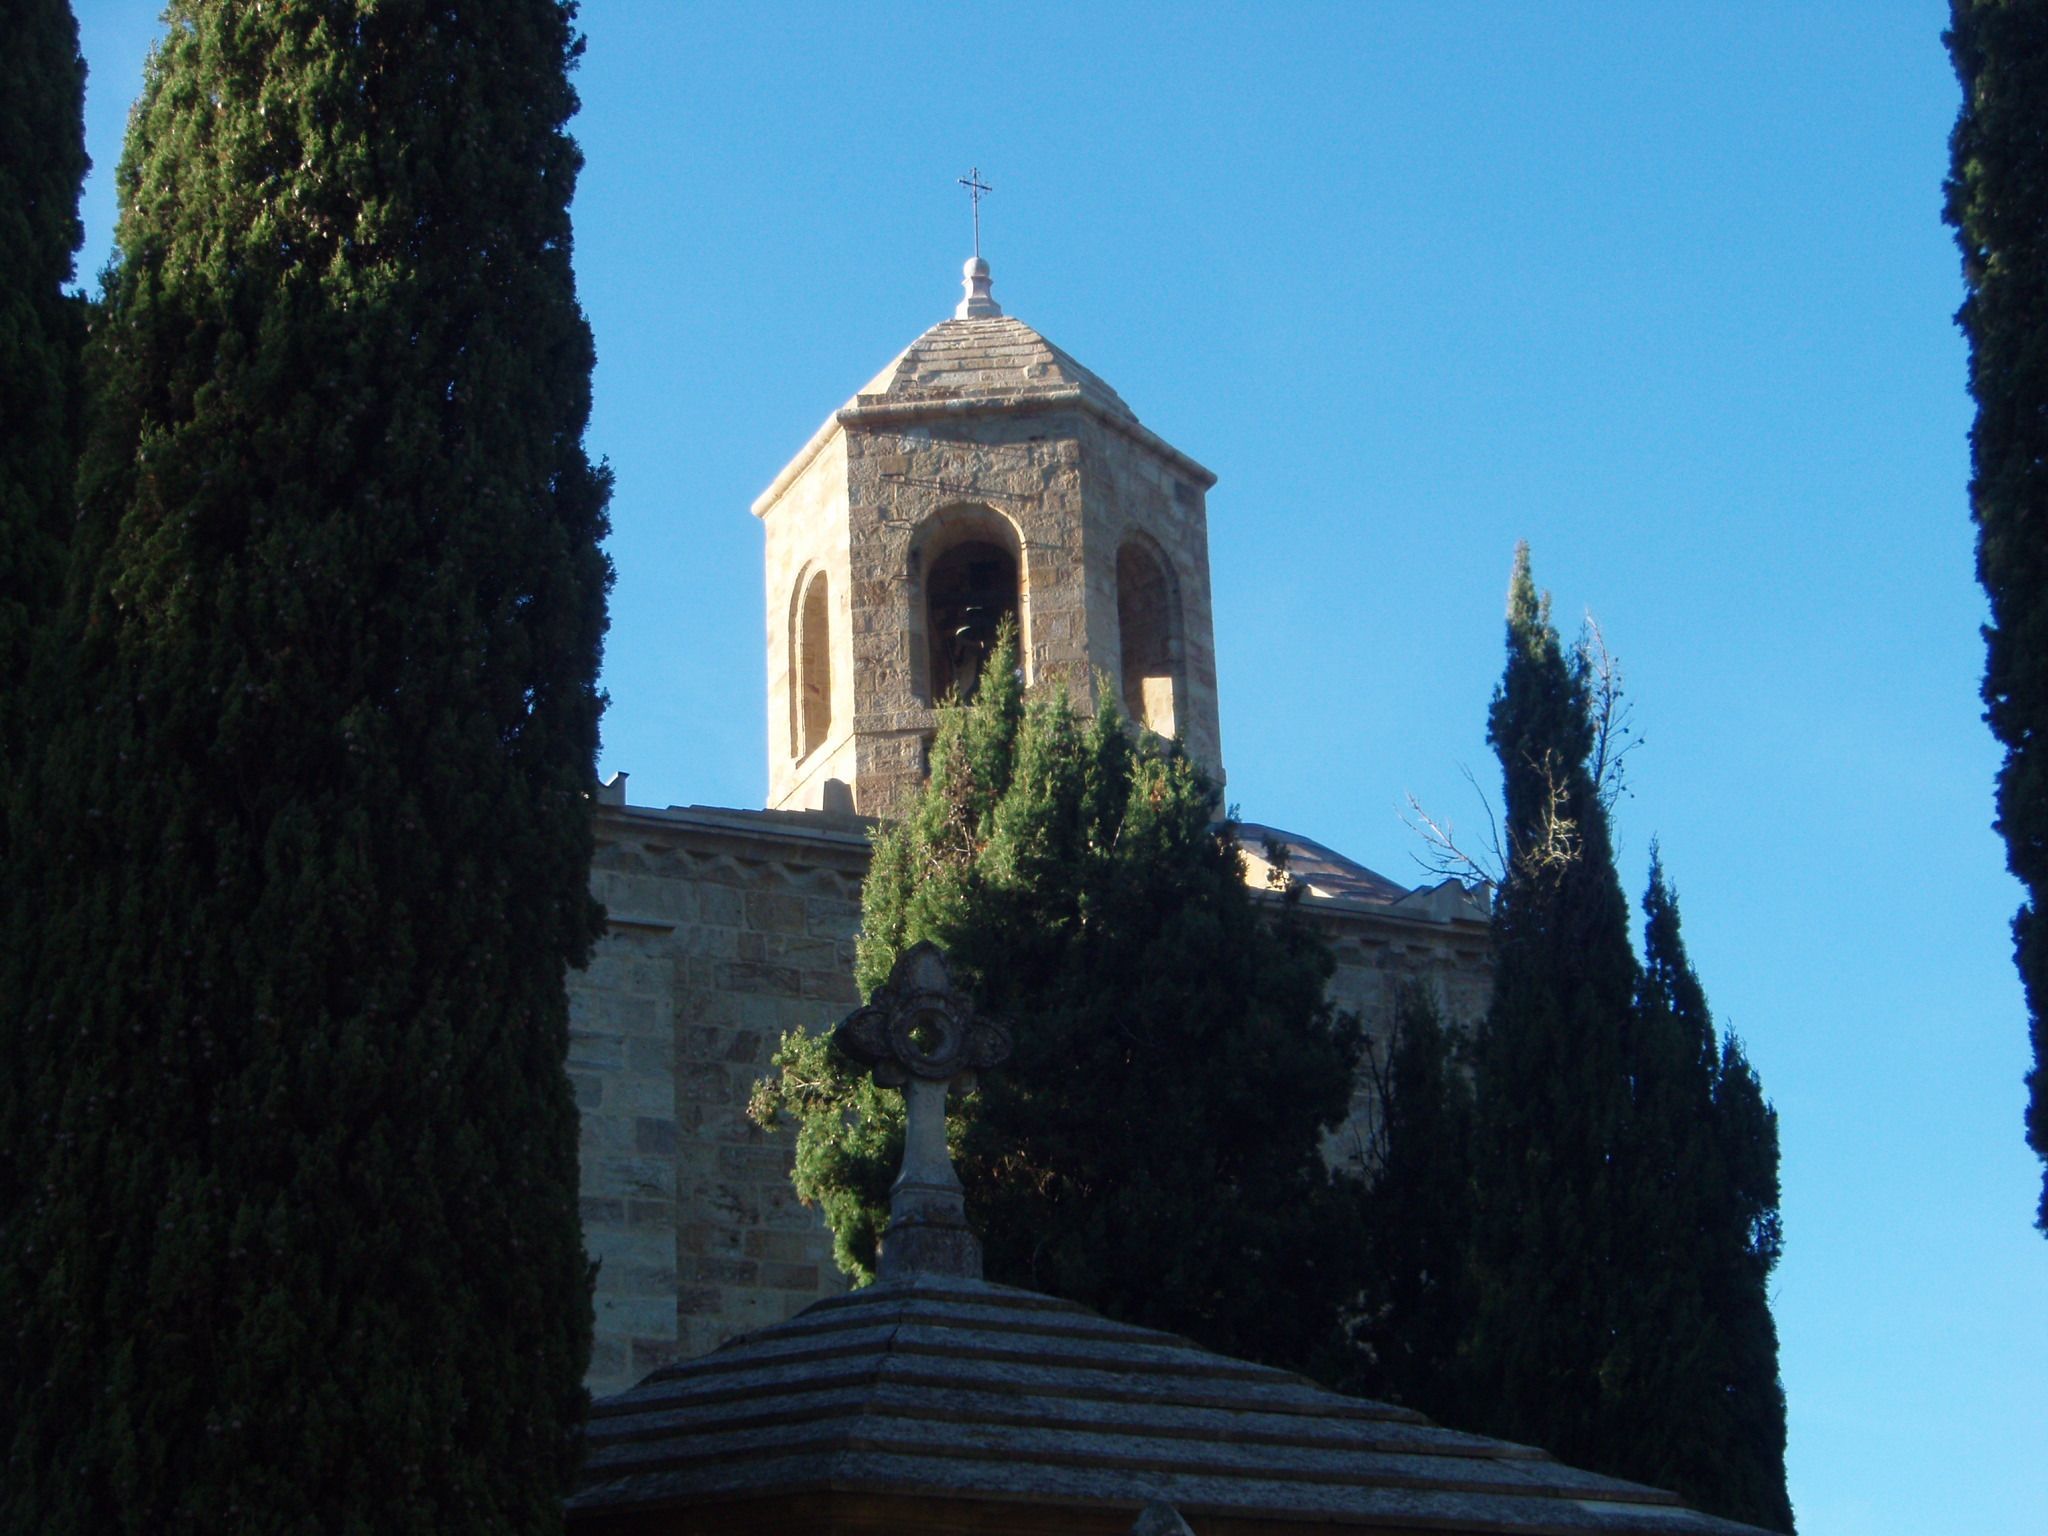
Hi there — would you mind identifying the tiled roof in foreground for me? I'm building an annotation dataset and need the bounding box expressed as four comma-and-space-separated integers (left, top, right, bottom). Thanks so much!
569, 1275, 1772, 1536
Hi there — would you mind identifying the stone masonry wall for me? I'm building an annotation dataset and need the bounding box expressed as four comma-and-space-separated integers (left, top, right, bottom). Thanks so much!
1078, 413, 1224, 785
569, 803, 868, 1397
756, 405, 1225, 820
760, 432, 857, 814
568, 800, 1491, 1399
1307, 900, 1494, 1180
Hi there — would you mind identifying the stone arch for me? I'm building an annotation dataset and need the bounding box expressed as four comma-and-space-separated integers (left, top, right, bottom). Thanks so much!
1116, 534, 1184, 738
909, 504, 1025, 704
789, 566, 831, 760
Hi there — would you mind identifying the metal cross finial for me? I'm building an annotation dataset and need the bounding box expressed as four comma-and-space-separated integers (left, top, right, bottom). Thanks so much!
957, 167, 993, 259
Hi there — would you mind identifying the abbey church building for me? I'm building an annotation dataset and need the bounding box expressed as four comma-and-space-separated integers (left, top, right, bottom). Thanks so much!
757, 254, 1222, 817
566, 259, 1493, 1396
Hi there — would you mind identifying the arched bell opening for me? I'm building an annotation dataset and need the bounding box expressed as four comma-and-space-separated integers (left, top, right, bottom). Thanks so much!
911, 506, 1024, 705
790, 567, 832, 760
1116, 536, 1184, 739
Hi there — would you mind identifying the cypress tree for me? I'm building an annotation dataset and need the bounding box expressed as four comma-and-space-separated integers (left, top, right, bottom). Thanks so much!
1341, 981, 1476, 1425
1630, 857, 1791, 1531
752, 623, 1366, 1373
1704, 1031, 1792, 1531
0, 4, 610, 1532
1946, 0, 2048, 1233
0, 0, 87, 769
1464, 548, 1792, 1526
1463, 544, 1645, 1474
0, 0, 89, 1479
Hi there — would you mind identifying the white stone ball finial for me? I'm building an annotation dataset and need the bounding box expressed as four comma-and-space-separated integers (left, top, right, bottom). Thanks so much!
957, 255, 1002, 319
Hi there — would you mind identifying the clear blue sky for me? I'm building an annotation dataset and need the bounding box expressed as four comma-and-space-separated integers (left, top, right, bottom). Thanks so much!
73, 5, 2045, 1532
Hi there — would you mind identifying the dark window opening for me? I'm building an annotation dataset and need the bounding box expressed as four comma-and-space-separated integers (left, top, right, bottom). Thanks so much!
926, 540, 1018, 703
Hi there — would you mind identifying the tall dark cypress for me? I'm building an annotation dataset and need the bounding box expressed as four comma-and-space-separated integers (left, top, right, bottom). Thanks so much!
1464, 548, 1793, 1526
1946, 0, 2048, 1233
1464, 545, 1642, 1476
1632, 858, 1792, 1531
1342, 981, 1476, 1426
0, 5, 610, 1532
1704, 1032, 1792, 1530
0, 0, 87, 768
0, 1, 89, 1493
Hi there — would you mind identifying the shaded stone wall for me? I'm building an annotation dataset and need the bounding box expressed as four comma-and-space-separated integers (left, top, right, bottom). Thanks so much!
1307, 899, 1495, 1180
568, 801, 1492, 1398
570, 804, 868, 1397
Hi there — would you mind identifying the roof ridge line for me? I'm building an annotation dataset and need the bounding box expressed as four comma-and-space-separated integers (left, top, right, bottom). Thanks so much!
593, 1355, 1433, 1430
590, 1418, 1665, 1506
637, 1328, 1298, 1388
590, 1393, 1517, 1461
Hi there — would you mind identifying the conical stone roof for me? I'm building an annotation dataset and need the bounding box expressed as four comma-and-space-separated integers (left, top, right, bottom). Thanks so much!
568, 1274, 1776, 1536
753, 273, 1211, 520
849, 313, 1141, 422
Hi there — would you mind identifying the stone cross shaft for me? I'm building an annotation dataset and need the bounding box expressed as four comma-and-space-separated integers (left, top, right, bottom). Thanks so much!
834, 941, 1010, 1281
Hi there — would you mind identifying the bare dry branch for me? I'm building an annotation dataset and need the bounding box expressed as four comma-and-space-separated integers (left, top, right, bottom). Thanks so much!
1579, 612, 1642, 810
1408, 614, 1641, 890
1515, 749, 1582, 874
1404, 782, 1504, 886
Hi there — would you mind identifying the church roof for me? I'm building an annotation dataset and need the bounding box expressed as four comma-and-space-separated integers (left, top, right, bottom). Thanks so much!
755, 266, 1215, 516
1238, 822, 1492, 922
569, 1275, 1771, 1535
850, 314, 1141, 423
1237, 824, 1415, 905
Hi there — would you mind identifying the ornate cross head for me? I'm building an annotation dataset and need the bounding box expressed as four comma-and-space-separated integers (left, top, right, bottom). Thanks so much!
835, 941, 1011, 1092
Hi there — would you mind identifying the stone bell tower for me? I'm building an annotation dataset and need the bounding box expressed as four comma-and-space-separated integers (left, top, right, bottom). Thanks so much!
755, 256, 1222, 816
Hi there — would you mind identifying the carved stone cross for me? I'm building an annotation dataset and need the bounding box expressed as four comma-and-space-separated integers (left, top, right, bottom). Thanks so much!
835, 941, 1011, 1281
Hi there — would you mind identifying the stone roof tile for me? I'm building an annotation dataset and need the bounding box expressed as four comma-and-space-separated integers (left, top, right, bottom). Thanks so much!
570, 1276, 1776, 1535
852, 315, 1139, 421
